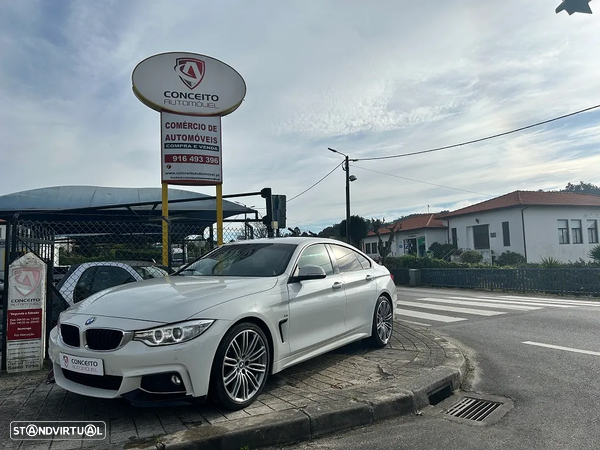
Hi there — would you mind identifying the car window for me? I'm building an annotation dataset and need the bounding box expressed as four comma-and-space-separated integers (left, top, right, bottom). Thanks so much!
355, 252, 371, 269
330, 244, 364, 273
91, 266, 136, 293
179, 243, 296, 277
295, 244, 334, 276
73, 267, 96, 303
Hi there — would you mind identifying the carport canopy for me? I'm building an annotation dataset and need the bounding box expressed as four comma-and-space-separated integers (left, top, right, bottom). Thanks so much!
0, 185, 257, 223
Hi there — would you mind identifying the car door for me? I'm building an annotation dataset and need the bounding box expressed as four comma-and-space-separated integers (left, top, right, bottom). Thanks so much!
287, 243, 346, 354
328, 244, 377, 334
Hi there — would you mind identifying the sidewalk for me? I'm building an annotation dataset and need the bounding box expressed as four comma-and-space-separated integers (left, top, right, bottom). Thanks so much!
0, 322, 466, 449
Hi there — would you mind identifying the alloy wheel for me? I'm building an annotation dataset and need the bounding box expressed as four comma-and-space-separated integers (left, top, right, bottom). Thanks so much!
221, 329, 268, 403
376, 299, 393, 344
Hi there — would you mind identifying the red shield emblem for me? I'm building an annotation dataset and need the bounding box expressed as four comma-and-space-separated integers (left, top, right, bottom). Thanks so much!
13, 267, 42, 297
174, 58, 205, 90
63, 355, 69, 367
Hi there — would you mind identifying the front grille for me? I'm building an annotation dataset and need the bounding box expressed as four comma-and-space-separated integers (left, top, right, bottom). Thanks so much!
86, 329, 123, 351
62, 369, 122, 390
60, 324, 80, 348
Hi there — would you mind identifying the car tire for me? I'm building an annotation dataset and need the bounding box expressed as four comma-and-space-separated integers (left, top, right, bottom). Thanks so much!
210, 322, 271, 411
367, 295, 394, 348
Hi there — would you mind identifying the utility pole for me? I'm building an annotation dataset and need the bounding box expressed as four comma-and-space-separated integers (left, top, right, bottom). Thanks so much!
344, 154, 351, 245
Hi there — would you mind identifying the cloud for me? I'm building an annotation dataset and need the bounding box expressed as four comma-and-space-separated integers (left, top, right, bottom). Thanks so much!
1, 0, 600, 233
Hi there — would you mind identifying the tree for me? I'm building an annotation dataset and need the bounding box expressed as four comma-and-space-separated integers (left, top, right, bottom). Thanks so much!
561, 181, 600, 195
339, 215, 370, 247
317, 223, 341, 239
370, 218, 397, 265
588, 245, 600, 262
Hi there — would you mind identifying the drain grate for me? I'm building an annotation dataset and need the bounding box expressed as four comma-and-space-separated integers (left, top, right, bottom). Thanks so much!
445, 397, 502, 422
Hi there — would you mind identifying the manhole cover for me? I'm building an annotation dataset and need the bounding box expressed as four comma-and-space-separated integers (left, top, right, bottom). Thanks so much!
445, 397, 502, 421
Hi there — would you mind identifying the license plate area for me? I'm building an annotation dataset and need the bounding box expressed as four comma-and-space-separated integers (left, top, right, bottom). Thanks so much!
60, 352, 104, 376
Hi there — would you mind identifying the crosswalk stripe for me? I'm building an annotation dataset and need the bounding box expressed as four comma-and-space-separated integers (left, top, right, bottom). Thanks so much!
397, 309, 467, 323
395, 319, 433, 327
418, 297, 542, 311
444, 296, 574, 308
499, 295, 600, 306
400, 301, 506, 316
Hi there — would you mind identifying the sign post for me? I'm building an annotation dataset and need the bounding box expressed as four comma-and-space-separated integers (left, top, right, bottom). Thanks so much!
132, 52, 246, 248
6, 253, 47, 373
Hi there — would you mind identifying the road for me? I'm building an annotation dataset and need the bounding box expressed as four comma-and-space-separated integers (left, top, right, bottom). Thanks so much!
263, 287, 600, 450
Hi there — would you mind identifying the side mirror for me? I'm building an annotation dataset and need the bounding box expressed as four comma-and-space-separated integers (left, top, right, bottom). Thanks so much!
296, 264, 327, 281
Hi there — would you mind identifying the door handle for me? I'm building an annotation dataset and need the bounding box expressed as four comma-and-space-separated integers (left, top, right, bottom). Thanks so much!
332, 281, 344, 290
365, 275, 374, 281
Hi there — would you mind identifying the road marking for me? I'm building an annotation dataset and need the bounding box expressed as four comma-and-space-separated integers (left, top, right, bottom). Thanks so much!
444, 296, 574, 308
400, 301, 506, 316
397, 310, 467, 323
500, 295, 600, 306
522, 341, 600, 356
418, 297, 541, 311
395, 319, 433, 327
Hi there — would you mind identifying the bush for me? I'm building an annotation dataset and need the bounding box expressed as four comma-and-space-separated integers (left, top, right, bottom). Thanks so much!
540, 256, 563, 268
459, 250, 483, 264
589, 245, 600, 262
428, 242, 457, 261
496, 251, 526, 267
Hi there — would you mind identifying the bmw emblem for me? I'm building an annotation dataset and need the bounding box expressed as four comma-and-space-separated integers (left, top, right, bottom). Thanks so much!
85, 317, 97, 326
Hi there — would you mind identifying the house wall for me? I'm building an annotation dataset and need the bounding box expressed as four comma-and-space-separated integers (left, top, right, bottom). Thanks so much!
446, 206, 600, 263
362, 228, 447, 259
445, 208, 525, 263
523, 206, 600, 263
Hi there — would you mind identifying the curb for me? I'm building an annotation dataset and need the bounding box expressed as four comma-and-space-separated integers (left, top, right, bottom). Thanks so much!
128, 351, 466, 450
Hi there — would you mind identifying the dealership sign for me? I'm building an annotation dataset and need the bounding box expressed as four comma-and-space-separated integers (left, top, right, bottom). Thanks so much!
161, 112, 222, 185
6, 253, 47, 373
132, 52, 246, 117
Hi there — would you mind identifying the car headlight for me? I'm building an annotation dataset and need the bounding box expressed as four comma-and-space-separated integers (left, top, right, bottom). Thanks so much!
133, 320, 214, 347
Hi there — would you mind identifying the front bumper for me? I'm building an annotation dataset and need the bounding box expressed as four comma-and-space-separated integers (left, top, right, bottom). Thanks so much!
48, 316, 230, 402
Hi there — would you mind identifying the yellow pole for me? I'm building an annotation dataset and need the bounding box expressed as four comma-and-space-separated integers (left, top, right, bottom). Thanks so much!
216, 184, 223, 245
162, 183, 169, 266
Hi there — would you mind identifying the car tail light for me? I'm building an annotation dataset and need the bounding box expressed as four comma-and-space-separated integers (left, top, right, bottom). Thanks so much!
390, 273, 394, 282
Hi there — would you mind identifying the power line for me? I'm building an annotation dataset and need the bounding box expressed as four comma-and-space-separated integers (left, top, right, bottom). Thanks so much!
287, 162, 344, 202
353, 165, 490, 196
356, 103, 600, 161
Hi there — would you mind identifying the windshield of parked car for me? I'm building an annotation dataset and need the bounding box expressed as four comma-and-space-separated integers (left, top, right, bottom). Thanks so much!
178, 243, 296, 277
132, 266, 169, 280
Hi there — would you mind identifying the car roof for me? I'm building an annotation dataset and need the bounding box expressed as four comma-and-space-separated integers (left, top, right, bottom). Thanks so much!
223, 237, 352, 246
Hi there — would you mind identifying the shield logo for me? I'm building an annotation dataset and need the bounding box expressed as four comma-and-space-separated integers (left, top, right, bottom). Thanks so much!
63, 355, 69, 367
13, 267, 42, 297
174, 58, 205, 90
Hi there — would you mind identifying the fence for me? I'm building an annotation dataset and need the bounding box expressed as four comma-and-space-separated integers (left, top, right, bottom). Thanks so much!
417, 268, 600, 296
1, 216, 267, 370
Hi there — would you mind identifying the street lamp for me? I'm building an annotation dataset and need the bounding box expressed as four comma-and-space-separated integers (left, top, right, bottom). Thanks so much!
328, 147, 357, 245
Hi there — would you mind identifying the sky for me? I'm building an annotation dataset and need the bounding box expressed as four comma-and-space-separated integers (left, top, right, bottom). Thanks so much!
1, 0, 600, 233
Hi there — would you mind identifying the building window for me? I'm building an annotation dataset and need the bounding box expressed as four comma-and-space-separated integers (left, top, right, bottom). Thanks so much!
588, 220, 598, 244
451, 228, 458, 248
502, 221, 510, 247
473, 225, 490, 250
571, 220, 583, 244
366, 243, 372, 254
558, 220, 569, 244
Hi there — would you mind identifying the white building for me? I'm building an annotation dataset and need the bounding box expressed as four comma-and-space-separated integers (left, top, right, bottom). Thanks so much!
440, 191, 600, 264
362, 214, 447, 259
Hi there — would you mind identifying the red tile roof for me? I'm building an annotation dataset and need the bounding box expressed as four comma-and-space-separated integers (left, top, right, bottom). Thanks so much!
441, 191, 600, 218
367, 214, 446, 236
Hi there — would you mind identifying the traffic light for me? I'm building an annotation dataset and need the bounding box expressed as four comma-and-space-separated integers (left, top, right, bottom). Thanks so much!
272, 195, 286, 229
260, 188, 273, 228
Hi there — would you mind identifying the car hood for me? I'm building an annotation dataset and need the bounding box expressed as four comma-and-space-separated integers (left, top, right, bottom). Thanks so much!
63, 275, 279, 323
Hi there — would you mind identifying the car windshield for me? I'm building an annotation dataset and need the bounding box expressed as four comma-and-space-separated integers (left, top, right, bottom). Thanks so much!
131, 266, 169, 280
178, 243, 296, 277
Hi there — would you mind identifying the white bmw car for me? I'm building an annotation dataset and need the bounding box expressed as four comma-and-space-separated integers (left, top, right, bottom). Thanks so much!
49, 237, 397, 410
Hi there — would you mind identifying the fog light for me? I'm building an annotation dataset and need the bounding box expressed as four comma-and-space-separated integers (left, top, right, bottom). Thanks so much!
171, 375, 182, 386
